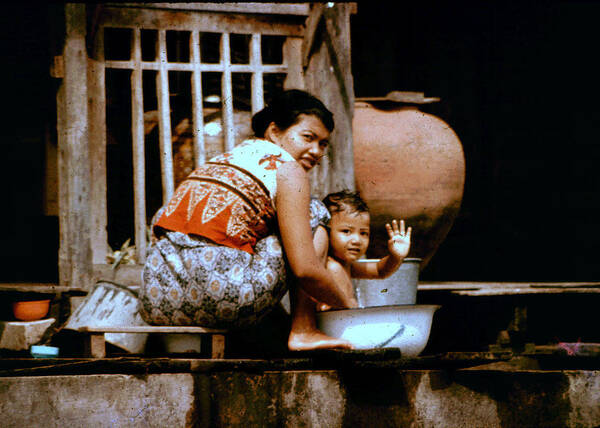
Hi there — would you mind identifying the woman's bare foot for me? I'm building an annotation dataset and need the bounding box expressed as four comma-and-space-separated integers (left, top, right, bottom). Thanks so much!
288, 330, 354, 351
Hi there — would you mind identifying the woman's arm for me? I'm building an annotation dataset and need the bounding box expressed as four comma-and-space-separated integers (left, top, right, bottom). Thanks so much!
276, 161, 357, 308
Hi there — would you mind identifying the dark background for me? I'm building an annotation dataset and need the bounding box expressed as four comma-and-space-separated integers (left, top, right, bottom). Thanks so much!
1, 2, 599, 283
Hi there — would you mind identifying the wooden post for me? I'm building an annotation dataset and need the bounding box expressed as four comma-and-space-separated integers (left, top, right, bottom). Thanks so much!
57, 3, 93, 289
85, 333, 107, 358
88, 27, 108, 266
303, 3, 355, 198
210, 334, 225, 359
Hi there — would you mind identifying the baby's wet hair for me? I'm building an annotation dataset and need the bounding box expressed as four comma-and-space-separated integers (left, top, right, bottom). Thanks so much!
323, 190, 369, 215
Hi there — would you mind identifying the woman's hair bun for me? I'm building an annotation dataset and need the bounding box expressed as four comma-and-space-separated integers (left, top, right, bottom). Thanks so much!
251, 90, 334, 138
251, 105, 274, 138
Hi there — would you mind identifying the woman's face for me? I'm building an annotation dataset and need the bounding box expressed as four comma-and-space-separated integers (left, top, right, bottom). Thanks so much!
267, 114, 330, 171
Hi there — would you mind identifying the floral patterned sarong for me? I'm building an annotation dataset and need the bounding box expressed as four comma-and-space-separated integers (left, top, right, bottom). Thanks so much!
139, 199, 330, 329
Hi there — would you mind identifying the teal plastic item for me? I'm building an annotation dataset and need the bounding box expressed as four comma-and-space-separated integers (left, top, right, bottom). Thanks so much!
30, 345, 59, 358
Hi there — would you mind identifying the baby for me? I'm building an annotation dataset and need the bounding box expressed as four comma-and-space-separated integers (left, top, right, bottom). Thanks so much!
319, 190, 412, 309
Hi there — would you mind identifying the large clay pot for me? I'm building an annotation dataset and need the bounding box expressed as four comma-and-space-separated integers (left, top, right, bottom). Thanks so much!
353, 92, 465, 269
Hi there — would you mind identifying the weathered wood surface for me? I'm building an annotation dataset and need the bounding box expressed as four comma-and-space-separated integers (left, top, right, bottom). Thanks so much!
111, 3, 313, 16
97, 5, 306, 37
78, 326, 226, 334
283, 37, 304, 90
0, 283, 72, 293
130, 28, 148, 263
92, 264, 143, 286
304, 3, 356, 198
88, 30, 108, 265
57, 4, 93, 290
419, 281, 600, 295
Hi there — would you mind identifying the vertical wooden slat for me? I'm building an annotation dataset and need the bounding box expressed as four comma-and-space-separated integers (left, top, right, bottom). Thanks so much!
283, 37, 305, 90
131, 28, 147, 262
88, 26, 108, 265
190, 31, 206, 166
58, 3, 93, 289
220, 33, 235, 151
156, 29, 175, 201
250, 33, 264, 114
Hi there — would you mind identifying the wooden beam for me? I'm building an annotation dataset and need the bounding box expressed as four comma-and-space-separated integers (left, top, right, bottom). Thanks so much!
78, 326, 226, 334
304, 3, 355, 198
191, 31, 206, 166
131, 28, 148, 263
156, 29, 175, 202
88, 29, 108, 266
108, 3, 312, 16
221, 33, 235, 152
58, 4, 94, 289
98, 6, 306, 37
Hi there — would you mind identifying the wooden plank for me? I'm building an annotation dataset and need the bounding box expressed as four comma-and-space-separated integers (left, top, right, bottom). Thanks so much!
131, 28, 148, 263
283, 37, 304, 90
250, 33, 264, 115
98, 6, 306, 37
88, 31, 108, 265
453, 288, 600, 296
0, 283, 72, 294
210, 334, 226, 359
110, 3, 312, 16
58, 4, 94, 290
221, 33, 235, 152
418, 281, 600, 296
93, 264, 143, 286
304, 3, 355, 198
78, 326, 226, 334
157, 29, 175, 202
418, 281, 600, 290
105, 60, 288, 74
301, 3, 324, 68
190, 31, 206, 166
56, 52, 69, 288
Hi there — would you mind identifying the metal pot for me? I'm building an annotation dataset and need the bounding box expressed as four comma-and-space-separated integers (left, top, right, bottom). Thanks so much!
354, 258, 421, 307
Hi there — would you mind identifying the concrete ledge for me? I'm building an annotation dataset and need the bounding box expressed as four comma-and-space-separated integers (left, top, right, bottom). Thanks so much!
1, 368, 599, 427
0, 319, 56, 351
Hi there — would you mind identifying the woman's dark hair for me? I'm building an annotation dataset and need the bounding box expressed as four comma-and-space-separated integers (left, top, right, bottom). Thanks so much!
323, 190, 369, 215
251, 89, 334, 137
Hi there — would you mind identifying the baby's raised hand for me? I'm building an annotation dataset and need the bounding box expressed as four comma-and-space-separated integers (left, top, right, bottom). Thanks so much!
386, 219, 412, 260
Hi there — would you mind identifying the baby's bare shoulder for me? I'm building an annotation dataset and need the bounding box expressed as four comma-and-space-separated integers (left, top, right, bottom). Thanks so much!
326, 256, 346, 273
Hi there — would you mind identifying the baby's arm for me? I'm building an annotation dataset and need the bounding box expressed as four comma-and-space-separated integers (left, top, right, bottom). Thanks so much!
350, 219, 412, 279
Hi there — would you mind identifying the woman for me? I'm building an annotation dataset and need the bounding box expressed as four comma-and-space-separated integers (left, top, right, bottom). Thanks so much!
140, 89, 356, 350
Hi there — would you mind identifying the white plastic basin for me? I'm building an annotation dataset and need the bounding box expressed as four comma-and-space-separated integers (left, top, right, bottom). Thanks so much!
316, 304, 440, 357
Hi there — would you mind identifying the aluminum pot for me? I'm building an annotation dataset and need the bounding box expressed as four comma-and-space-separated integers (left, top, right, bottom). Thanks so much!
316, 304, 440, 357
65, 281, 149, 353
354, 258, 421, 307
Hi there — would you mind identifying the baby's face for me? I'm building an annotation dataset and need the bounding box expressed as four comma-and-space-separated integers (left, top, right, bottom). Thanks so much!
328, 209, 370, 263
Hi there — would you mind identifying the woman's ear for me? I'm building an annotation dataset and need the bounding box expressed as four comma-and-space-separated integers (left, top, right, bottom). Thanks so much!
265, 122, 280, 143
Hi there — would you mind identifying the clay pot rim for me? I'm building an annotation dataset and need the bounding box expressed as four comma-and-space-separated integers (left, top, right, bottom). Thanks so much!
356, 91, 440, 104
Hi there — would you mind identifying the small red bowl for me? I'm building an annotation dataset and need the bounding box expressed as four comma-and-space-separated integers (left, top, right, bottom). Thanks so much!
12, 300, 50, 321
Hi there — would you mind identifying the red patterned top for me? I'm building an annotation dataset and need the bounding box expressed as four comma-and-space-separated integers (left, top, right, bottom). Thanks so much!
154, 139, 295, 254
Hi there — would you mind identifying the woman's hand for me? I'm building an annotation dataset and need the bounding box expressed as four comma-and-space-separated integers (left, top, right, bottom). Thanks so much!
386, 219, 412, 260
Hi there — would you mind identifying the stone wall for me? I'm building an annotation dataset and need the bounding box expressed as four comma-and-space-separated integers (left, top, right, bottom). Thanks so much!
1, 369, 599, 427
